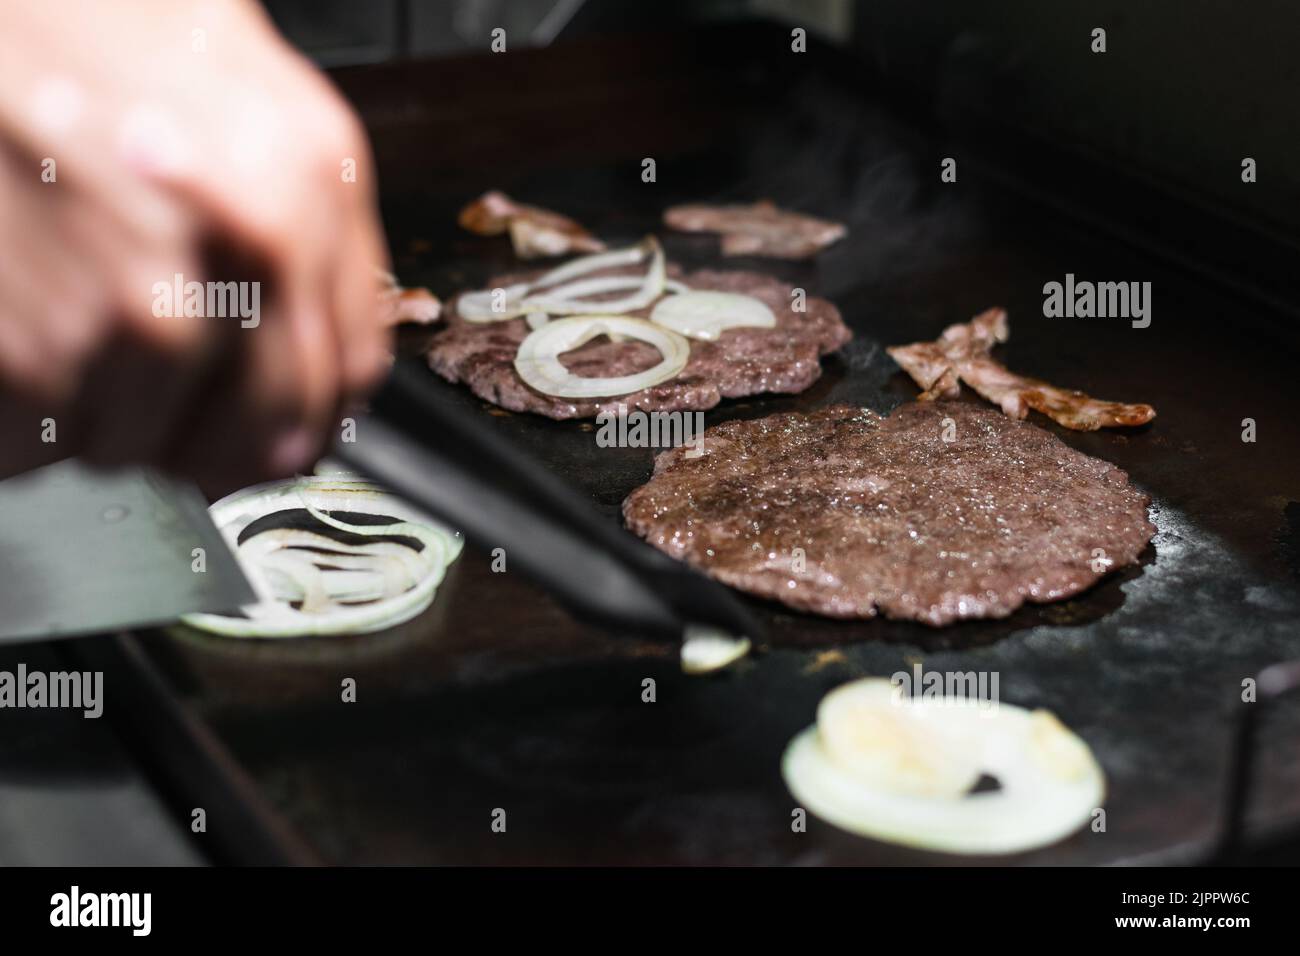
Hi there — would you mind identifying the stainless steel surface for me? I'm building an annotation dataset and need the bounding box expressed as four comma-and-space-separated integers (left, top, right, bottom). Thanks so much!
0, 461, 252, 643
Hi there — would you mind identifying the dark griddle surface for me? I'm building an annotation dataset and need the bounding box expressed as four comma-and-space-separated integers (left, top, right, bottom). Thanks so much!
135, 26, 1300, 864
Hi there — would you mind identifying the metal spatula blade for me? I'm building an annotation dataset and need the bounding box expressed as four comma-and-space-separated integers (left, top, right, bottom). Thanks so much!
0, 460, 253, 644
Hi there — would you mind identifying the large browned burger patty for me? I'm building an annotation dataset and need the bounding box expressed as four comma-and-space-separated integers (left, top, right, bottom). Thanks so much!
427, 268, 850, 419
623, 401, 1155, 625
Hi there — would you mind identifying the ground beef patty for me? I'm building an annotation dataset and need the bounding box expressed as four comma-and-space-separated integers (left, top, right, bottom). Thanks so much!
427, 268, 850, 419
623, 401, 1155, 625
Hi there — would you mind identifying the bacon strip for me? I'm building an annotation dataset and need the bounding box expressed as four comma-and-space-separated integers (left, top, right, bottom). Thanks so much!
663, 200, 846, 260
887, 308, 1156, 430
458, 190, 605, 260
376, 268, 441, 327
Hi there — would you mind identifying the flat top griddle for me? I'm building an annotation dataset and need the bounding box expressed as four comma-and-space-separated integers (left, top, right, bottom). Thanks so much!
128, 25, 1300, 864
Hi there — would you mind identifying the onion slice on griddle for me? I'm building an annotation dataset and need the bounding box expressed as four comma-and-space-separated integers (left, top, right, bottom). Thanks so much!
680, 625, 751, 674
530, 274, 689, 304
782, 678, 1105, 854
513, 315, 690, 399
458, 238, 668, 322
178, 477, 462, 638
650, 290, 776, 341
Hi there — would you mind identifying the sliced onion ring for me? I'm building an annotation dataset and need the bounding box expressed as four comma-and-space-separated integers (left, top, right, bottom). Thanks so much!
514, 315, 690, 399
522, 241, 665, 315
178, 476, 462, 639
529, 274, 689, 303
458, 237, 667, 322
816, 678, 981, 798
650, 290, 776, 341
681, 625, 751, 674
782, 678, 1105, 855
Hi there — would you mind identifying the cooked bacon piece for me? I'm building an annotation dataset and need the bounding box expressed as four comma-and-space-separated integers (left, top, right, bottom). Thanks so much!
457, 190, 520, 235
887, 308, 1156, 430
376, 268, 441, 327
663, 200, 846, 259
888, 307, 1005, 400
458, 190, 605, 259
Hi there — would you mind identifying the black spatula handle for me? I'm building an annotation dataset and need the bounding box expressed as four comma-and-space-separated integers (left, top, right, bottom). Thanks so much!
332, 359, 763, 644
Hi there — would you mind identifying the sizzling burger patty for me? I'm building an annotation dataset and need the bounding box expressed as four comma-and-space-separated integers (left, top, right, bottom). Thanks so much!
426, 268, 850, 419
622, 401, 1155, 625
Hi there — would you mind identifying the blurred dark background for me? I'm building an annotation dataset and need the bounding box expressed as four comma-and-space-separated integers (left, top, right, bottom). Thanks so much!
263, 0, 1300, 243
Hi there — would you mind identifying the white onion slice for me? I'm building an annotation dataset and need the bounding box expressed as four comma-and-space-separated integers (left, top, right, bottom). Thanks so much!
527, 240, 650, 286
312, 458, 356, 478
457, 282, 529, 322
522, 242, 665, 315
513, 315, 690, 399
782, 678, 1104, 855
650, 290, 775, 341
680, 625, 751, 674
178, 477, 462, 638
816, 679, 982, 798
529, 274, 689, 303
458, 238, 667, 322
